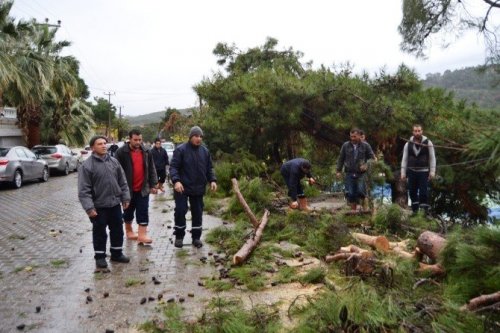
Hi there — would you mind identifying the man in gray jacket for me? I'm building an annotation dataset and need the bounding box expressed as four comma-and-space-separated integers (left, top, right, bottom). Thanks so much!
78, 135, 131, 269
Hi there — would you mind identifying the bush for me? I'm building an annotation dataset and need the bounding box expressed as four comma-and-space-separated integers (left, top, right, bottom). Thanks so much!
226, 177, 272, 217
373, 204, 408, 233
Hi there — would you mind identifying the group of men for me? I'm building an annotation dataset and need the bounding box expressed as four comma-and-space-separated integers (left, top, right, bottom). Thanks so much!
78, 126, 216, 269
281, 125, 436, 215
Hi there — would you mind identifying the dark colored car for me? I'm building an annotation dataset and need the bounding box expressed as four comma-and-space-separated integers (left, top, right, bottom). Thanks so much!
0, 146, 49, 188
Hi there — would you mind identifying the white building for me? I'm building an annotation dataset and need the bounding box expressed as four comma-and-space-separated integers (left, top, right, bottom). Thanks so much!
0, 107, 24, 146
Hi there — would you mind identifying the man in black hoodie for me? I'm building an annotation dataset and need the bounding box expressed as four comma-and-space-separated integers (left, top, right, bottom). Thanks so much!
151, 138, 169, 192
169, 126, 217, 248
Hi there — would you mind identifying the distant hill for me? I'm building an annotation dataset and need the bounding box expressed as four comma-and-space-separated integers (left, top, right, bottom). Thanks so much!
422, 65, 500, 109
125, 107, 195, 126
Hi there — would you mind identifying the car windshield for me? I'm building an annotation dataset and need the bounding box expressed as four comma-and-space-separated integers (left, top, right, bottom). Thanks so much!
0, 148, 10, 157
162, 143, 174, 150
32, 147, 57, 155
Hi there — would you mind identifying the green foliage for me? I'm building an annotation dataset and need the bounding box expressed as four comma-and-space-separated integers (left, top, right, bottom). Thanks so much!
275, 266, 298, 284
373, 204, 408, 233
204, 279, 233, 292
441, 226, 500, 304
226, 177, 271, 217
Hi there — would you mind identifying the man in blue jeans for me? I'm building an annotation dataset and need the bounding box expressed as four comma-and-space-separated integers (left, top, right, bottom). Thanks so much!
336, 128, 375, 212
401, 124, 436, 214
280, 158, 316, 210
115, 129, 158, 244
169, 126, 217, 248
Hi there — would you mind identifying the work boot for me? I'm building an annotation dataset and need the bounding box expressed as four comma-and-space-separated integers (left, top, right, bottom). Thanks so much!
95, 258, 108, 269
137, 225, 152, 244
125, 223, 138, 240
174, 239, 183, 248
298, 197, 311, 211
192, 239, 203, 248
289, 201, 299, 209
110, 254, 130, 263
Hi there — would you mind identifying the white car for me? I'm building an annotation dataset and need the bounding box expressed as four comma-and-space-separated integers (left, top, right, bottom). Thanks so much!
161, 142, 175, 162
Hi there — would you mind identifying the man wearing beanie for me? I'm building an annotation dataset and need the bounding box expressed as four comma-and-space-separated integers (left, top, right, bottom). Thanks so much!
169, 126, 217, 248
78, 135, 131, 269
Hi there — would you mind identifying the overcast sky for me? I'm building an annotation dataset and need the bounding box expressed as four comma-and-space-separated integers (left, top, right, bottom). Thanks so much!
10, 0, 495, 116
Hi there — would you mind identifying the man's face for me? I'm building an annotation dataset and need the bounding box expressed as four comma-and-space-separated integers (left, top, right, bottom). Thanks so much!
129, 134, 143, 149
412, 126, 423, 140
154, 141, 161, 148
360, 134, 366, 142
92, 138, 107, 156
190, 134, 203, 146
350, 132, 361, 144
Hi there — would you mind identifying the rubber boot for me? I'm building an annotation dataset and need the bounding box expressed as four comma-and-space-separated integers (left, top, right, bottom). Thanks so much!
125, 223, 138, 240
137, 225, 152, 244
298, 197, 311, 211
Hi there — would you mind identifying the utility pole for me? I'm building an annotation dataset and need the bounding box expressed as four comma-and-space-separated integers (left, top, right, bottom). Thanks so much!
118, 105, 124, 140
103, 92, 115, 139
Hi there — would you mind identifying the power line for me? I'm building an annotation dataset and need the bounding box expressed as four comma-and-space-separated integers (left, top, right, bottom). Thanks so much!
104, 92, 115, 138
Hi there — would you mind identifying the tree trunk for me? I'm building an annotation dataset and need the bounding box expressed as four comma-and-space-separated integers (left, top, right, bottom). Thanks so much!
27, 120, 41, 148
232, 210, 270, 265
231, 178, 259, 228
416, 231, 446, 262
417, 262, 445, 276
392, 170, 407, 208
352, 232, 390, 253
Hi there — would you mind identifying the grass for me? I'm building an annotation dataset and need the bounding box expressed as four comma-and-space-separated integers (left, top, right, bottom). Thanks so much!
204, 279, 234, 292
175, 249, 189, 258
50, 259, 67, 268
125, 278, 144, 287
8, 234, 26, 240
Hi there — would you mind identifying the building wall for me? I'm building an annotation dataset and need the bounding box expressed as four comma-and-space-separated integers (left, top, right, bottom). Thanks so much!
0, 107, 25, 147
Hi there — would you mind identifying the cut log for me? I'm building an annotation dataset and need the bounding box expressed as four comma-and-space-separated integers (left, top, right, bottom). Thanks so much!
392, 247, 415, 259
417, 262, 445, 276
339, 245, 373, 256
232, 210, 270, 265
325, 253, 356, 263
231, 178, 259, 228
416, 231, 446, 262
352, 233, 390, 253
461, 291, 500, 312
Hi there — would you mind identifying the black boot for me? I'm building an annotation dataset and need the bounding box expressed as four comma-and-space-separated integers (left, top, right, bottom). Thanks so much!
174, 239, 183, 248
110, 254, 130, 263
192, 239, 203, 248
95, 258, 108, 269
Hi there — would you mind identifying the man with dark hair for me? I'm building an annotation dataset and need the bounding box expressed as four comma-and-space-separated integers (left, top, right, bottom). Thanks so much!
78, 135, 131, 269
151, 138, 169, 192
336, 128, 376, 212
115, 129, 158, 245
280, 158, 316, 210
169, 126, 217, 248
401, 124, 436, 214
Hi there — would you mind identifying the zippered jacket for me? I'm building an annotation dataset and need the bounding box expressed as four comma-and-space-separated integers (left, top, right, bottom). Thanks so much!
78, 153, 130, 213
115, 144, 158, 196
336, 141, 375, 174
169, 142, 216, 196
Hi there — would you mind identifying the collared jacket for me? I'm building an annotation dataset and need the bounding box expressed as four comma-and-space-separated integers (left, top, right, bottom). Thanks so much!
336, 141, 375, 174
151, 146, 169, 170
115, 143, 158, 196
401, 135, 436, 177
78, 153, 130, 213
280, 158, 312, 201
169, 142, 216, 196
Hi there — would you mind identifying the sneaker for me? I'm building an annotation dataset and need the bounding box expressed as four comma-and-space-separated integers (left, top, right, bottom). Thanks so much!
110, 254, 130, 263
174, 239, 183, 248
192, 239, 203, 248
95, 258, 108, 269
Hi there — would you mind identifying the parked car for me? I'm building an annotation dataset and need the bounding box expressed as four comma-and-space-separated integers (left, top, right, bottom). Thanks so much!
0, 146, 49, 188
32, 144, 79, 175
161, 141, 175, 162
71, 146, 92, 169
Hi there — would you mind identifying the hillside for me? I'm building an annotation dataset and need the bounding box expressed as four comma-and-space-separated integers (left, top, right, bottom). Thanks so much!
422, 65, 500, 109
125, 107, 195, 126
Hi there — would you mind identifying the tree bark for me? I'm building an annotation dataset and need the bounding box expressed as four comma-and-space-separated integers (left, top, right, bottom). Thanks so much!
417, 262, 445, 276
232, 210, 270, 265
461, 291, 500, 312
393, 170, 408, 208
352, 232, 390, 253
231, 178, 259, 228
416, 231, 446, 262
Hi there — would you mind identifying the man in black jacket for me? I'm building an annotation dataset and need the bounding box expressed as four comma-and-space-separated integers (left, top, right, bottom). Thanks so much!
336, 128, 375, 212
151, 138, 169, 192
115, 129, 158, 245
280, 158, 315, 210
169, 126, 217, 248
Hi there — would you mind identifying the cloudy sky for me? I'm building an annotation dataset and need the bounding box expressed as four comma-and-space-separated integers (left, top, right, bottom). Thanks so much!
10, 0, 494, 116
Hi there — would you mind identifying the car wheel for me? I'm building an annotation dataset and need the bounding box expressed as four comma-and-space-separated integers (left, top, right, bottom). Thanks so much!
40, 167, 49, 182
12, 170, 22, 188
64, 163, 70, 175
